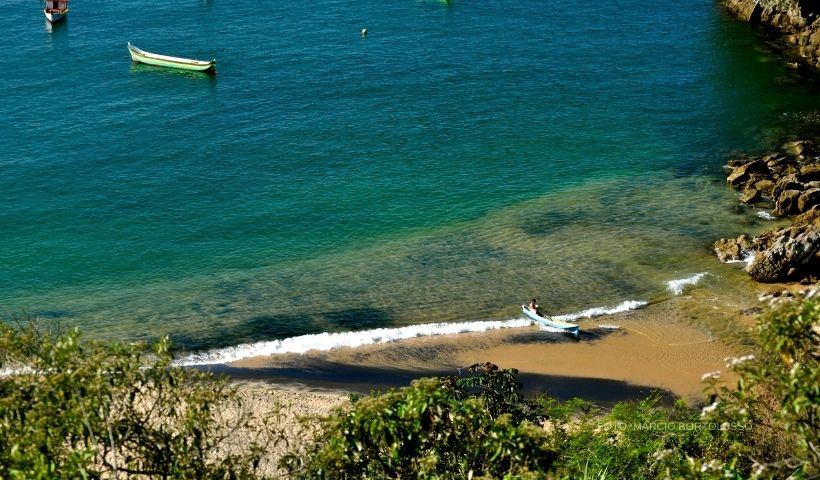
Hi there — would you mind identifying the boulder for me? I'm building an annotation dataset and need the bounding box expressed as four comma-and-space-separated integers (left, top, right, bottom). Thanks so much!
740, 186, 762, 204
752, 228, 779, 250
754, 179, 775, 196
714, 235, 752, 262
795, 205, 820, 226
766, 155, 793, 172
727, 155, 753, 168
776, 189, 803, 215
730, 0, 764, 23
783, 141, 805, 156
798, 187, 820, 212
727, 159, 770, 186
799, 163, 820, 182
772, 173, 805, 200
746, 228, 820, 282
745, 173, 768, 190
727, 169, 748, 187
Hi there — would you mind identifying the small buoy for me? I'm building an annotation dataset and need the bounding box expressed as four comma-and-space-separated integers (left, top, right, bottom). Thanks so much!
361, 27, 368, 36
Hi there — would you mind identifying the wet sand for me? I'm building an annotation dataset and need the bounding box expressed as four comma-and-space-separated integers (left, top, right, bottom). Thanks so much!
210, 288, 766, 406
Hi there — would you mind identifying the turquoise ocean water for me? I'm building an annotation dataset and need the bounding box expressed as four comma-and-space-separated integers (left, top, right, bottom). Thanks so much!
2, 0, 820, 355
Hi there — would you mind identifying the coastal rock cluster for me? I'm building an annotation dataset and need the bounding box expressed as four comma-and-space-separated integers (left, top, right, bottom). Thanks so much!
715, 140, 820, 283
724, 0, 820, 70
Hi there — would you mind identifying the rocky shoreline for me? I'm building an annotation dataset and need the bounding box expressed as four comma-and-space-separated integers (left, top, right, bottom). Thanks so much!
724, 0, 820, 71
719, 1, 820, 288
715, 140, 820, 283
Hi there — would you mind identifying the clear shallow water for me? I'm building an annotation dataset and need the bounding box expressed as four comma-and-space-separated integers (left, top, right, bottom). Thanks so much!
2, 0, 820, 351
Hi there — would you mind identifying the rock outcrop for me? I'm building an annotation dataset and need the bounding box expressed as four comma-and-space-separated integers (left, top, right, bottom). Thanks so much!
722, 140, 820, 214
715, 140, 820, 283
746, 207, 820, 282
724, 0, 820, 71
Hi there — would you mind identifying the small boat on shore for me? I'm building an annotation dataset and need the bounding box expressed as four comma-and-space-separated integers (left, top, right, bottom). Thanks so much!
44, 0, 68, 22
127, 43, 216, 73
521, 305, 580, 337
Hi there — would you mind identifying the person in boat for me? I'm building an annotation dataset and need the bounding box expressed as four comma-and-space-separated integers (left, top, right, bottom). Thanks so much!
528, 299, 544, 318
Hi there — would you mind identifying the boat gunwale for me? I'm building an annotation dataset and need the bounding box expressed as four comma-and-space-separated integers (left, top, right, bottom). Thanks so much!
43, 0, 68, 20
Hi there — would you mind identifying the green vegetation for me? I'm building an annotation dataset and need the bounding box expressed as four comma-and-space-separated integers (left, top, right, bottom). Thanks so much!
1, 296, 817, 479
282, 362, 556, 479
680, 297, 820, 479
0, 320, 281, 479
286, 296, 819, 479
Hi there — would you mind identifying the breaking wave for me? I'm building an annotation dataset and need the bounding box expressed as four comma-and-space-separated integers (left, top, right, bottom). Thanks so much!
755, 210, 775, 220
177, 319, 532, 366
666, 272, 708, 295
176, 300, 647, 366
551, 300, 647, 322
723, 251, 755, 266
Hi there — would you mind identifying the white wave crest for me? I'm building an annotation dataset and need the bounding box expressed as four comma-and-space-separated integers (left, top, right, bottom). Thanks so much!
551, 300, 646, 322
723, 251, 755, 266
666, 273, 708, 295
552, 300, 646, 322
755, 210, 776, 220
176, 319, 533, 366
176, 300, 648, 366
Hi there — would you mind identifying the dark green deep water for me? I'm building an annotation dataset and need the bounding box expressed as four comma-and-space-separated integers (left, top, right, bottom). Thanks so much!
2, 0, 820, 356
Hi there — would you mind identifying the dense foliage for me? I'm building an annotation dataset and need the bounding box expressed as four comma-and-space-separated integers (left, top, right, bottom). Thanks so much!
670, 296, 819, 479
0, 321, 279, 479
288, 297, 819, 479
283, 362, 556, 479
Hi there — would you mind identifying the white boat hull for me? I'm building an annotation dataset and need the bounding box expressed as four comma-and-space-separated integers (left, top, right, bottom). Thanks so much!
522, 306, 579, 337
44, 9, 67, 22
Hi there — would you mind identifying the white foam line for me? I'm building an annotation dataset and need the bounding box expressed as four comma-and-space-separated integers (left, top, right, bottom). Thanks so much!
176, 299, 648, 366
552, 300, 647, 322
176, 319, 533, 366
666, 272, 708, 295
755, 210, 775, 220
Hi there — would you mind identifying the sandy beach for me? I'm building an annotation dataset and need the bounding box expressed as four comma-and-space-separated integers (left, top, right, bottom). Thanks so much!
217, 282, 770, 412
216, 288, 764, 475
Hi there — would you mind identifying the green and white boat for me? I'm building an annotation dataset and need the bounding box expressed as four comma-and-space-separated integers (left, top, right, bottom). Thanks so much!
127, 43, 216, 72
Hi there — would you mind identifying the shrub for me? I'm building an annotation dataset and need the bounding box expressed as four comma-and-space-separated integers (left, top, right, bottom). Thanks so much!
0, 321, 280, 479
284, 362, 556, 479
658, 297, 819, 479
